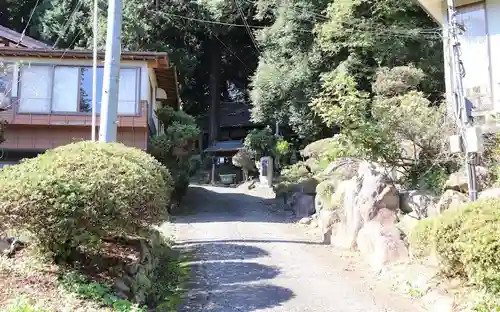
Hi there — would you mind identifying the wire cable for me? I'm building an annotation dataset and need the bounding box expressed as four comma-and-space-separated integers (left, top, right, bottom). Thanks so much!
234, 0, 261, 53
16, 0, 42, 47
52, 0, 84, 48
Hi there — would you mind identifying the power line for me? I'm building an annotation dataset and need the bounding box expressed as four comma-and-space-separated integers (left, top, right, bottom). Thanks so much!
16, 0, 42, 47
234, 0, 260, 53
242, 0, 329, 21
52, 0, 84, 48
148, 8, 442, 39
147, 9, 275, 30
213, 34, 252, 72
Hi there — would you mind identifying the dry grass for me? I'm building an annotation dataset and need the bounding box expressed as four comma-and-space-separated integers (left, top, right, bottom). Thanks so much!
0, 249, 100, 311
0, 238, 143, 312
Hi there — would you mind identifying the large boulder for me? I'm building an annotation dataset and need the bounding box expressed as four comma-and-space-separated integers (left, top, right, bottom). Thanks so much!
331, 162, 400, 249
329, 161, 409, 269
444, 166, 490, 193
317, 158, 360, 181
318, 209, 339, 244
354, 161, 399, 222
356, 209, 409, 272
317, 179, 353, 243
430, 189, 468, 216
289, 192, 315, 218
399, 190, 438, 219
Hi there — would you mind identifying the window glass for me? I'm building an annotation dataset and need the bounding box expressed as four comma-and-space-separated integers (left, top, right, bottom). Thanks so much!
117, 68, 138, 115
19, 66, 52, 113
52, 66, 79, 112
0, 64, 13, 108
456, 2, 492, 113
80, 67, 104, 113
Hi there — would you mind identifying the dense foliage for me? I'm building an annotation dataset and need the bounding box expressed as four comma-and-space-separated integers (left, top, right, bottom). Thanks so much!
0, 142, 172, 258
250, 0, 444, 140
232, 148, 255, 171
310, 65, 455, 192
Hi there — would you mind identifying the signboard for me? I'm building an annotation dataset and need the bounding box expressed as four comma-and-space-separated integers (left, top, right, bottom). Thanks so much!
261, 157, 268, 177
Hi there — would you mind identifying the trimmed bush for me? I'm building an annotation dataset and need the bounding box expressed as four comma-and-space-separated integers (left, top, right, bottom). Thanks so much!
410, 199, 500, 294
0, 141, 173, 258
408, 217, 437, 258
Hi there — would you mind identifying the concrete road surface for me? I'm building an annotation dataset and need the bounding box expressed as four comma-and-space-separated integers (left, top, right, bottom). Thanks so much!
172, 185, 426, 312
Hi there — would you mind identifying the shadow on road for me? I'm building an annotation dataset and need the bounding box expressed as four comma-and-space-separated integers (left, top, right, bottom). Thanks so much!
203, 284, 295, 311
178, 242, 295, 311
174, 185, 290, 224
181, 242, 270, 261
201, 261, 281, 284
177, 239, 322, 246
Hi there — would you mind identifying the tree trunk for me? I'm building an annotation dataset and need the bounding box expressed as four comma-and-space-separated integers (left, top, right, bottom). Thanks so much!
209, 36, 221, 144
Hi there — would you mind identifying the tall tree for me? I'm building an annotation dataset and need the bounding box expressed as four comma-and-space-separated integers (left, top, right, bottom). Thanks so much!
250, 0, 445, 141
0, 0, 45, 36
250, 0, 330, 140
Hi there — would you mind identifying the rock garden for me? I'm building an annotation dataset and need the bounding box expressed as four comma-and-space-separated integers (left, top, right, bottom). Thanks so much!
270, 66, 500, 311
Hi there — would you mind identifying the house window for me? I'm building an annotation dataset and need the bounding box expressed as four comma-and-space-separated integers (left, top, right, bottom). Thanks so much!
456, 2, 492, 113
0, 64, 13, 108
18, 65, 139, 115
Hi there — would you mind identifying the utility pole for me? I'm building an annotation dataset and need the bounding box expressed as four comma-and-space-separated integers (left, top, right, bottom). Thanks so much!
91, 0, 98, 141
446, 0, 478, 201
99, 0, 123, 143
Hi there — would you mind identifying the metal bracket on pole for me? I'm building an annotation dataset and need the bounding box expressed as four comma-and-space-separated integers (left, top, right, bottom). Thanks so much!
446, 0, 478, 201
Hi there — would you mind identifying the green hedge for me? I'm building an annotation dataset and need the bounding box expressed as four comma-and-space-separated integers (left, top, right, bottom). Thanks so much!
0, 141, 173, 258
410, 199, 500, 294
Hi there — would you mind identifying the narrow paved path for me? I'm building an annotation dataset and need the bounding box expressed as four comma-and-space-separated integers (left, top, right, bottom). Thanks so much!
172, 185, 426, 312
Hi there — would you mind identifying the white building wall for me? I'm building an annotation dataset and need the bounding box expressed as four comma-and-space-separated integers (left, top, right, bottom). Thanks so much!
486, 0, 500, 113
441, 0, 500, 130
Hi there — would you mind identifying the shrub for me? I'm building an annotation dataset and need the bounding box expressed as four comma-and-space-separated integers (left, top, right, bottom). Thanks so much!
232, 148, 256, 171
280, 162, 312, 182
408, 217, 438, 258
151, 105, 200, 207
301, 138, 337, 160
244, 128, 277, 158
0, 141, 173, 258
275, 138, 291, 157
411, 199, 500, 294
405, 166, 449, 196
275, 162, 315, 195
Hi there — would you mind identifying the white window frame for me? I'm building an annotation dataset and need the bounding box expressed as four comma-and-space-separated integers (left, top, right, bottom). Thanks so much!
455, 1, 494, 115
17, 64, 141, 116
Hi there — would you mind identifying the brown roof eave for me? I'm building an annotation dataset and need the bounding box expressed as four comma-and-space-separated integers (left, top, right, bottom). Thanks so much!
0, 47, 169, 62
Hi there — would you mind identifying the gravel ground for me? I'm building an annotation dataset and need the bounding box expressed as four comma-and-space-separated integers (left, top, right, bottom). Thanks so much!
172, 185, 426, 312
